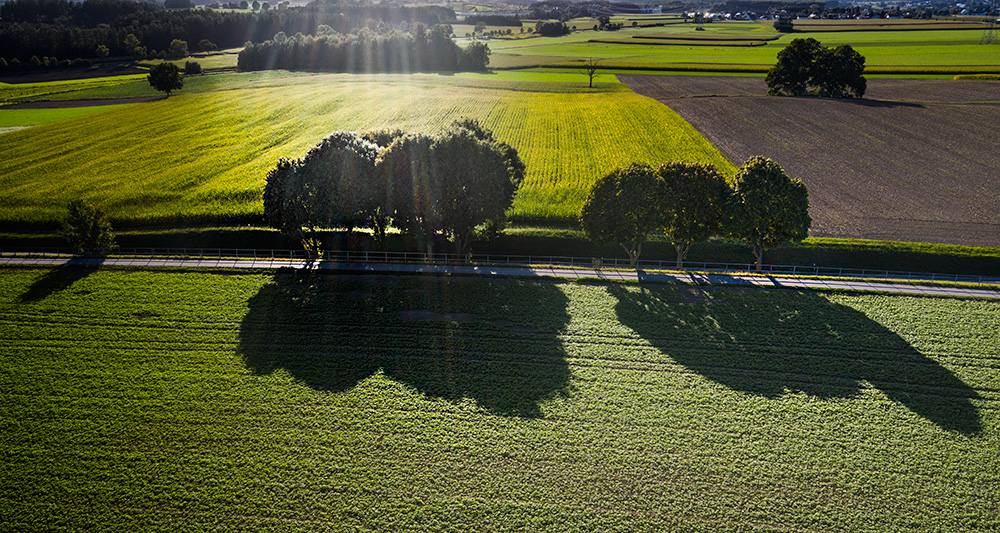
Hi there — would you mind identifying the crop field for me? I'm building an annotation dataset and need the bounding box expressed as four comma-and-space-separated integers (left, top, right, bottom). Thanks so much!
623, 74, 1000, 247
0, 72, 732, 227
0, 75, 148, 105
0, 104, 131, 129
488, 21, 1000, 72
1, 267, 998, 531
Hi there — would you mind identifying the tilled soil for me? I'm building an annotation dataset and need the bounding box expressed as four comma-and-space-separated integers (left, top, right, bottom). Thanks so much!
622, 75, 1000, 247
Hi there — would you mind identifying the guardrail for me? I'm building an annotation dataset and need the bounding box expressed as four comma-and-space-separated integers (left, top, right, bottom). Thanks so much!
1, 246, 997, 284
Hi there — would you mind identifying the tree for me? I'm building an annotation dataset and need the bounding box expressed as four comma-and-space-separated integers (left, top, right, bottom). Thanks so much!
147, 62, 183, 96
376, 125, 521, 254
813, 44, 866, 98
766, 38, 866, 98
460, 41, 490, 71
580, 163, 663, 267
61, 200, 116, 256
168, 39, 189, 58
263, 132, 380, 252
579, 58, 600, 88
124, 33, 142, 55
184, 61, 202, 74
474, 21, 487, 35
726, 156, 811, 272
656, 161, 729, 269
425, 128, 519, 253
773, 16, 794, 32
95, 44, 109, 58
765, 37, 822, 96
198, 39, 218, 52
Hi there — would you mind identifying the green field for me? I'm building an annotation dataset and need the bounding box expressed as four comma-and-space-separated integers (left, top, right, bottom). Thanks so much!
0, 75, 148, 105
488, 21, 1000, 71
0, 72, 733, 227
0, 104, 130, 127
1, 267, 998, 531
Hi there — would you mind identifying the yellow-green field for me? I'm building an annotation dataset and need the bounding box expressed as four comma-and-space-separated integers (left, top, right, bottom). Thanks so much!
0, 72, 733, 227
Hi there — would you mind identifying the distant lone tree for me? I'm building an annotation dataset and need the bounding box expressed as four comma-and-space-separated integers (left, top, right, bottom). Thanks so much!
147, 62, 183, 97
580, 58, 600, 88
61, 200, 116, 256
766, 38, 866, 98
726, 156, 811, 272
580, 163, 663, 267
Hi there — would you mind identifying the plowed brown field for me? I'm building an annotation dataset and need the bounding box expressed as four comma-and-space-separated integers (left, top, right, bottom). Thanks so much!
622, 75, 1000, 246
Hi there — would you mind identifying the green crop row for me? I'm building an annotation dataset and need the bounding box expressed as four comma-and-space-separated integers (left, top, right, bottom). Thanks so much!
1, 268, 998, 531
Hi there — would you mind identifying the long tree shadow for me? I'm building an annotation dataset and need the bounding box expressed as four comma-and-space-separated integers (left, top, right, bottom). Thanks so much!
608, 285, 981, 435
238, 269, 572, 417
20, 259, 103, 303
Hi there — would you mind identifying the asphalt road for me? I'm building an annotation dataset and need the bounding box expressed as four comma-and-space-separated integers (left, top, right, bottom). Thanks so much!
3, 254, 999, 299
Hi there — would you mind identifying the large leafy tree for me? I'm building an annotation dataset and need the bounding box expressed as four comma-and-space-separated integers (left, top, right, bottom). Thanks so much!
376, 125, 520, 254
726, 156, 811, 272
814, 44, 866, 98
656, 161, 729, 269
262, 132, 380, 252
580, 163, 663, 267
427, 128, 517, 253
766, 38, 866, 98
61, 200, 116, 256
147, 62, 183, 97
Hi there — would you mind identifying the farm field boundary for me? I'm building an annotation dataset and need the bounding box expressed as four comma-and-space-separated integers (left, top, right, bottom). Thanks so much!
622, 74, 1000, 247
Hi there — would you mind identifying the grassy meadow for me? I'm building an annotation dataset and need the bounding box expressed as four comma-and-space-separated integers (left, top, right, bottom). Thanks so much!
1, 267, 998, 531
0, 72, 733, 227
0, 105, 130, 128
488, 20, 1000, 72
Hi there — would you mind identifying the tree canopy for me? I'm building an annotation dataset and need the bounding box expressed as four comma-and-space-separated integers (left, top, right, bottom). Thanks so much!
726, 156, 811, 272
766, 37, 866, 98
61, 199, 116, 256
264, 132, 380, 251
580, 163, 663, 267
263, 120, 523, 254
147, 62, 183, 97
656, 161, 729, 269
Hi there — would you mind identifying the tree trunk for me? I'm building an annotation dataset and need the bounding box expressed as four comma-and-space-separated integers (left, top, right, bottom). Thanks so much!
622, 241, 642, 268
752, 239, 764, 273
675, 243, 690, 270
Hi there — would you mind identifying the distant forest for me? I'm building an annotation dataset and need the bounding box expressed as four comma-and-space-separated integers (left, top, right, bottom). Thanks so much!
0, 0, 456, 62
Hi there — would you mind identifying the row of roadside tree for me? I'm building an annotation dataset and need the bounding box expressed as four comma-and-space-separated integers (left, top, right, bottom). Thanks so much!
266, 121, 810, 270
580, 157, 811, 272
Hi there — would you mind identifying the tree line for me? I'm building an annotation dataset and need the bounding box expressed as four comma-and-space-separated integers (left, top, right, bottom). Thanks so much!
238, 24, 490, 73
0, 0, 456, 63
264, 120, 524, 254
580, 157, 811, 271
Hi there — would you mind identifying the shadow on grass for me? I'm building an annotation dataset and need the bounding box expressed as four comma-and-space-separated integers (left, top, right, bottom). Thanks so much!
238, 269, 572, 417
20, 259, 103, 303
608, 285, 981, 435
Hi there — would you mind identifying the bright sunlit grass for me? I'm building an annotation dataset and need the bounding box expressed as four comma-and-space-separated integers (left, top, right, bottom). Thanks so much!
0, 72, 731, 227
